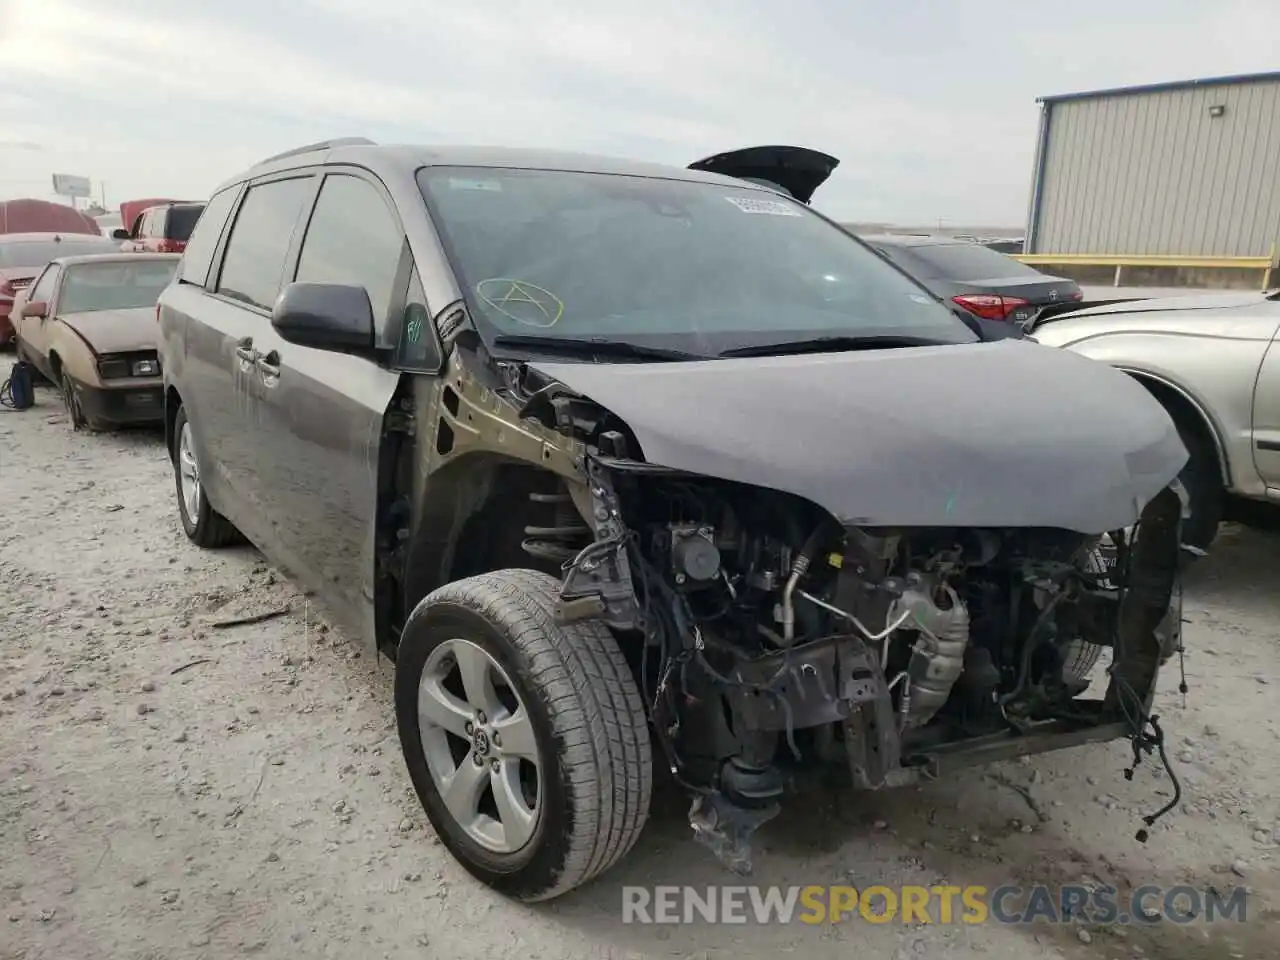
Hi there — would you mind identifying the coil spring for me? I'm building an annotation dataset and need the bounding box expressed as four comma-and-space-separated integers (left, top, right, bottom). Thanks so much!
522, 491, 591, 564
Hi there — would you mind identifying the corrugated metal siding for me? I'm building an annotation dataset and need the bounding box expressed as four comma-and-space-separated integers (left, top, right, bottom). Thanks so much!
1031, 78, 1280, 256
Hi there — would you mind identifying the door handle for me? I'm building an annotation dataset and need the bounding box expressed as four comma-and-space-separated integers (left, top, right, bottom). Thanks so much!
234, 336, 257, 364
257, 349, 281, 381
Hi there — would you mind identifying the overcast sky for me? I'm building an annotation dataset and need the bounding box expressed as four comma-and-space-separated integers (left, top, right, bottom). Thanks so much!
1, 0, 1277, 226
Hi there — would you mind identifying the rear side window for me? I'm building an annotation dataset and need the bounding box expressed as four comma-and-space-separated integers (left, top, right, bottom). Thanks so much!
166, 205, 204, 241
178, 187, 239, 286
294, 174, 405, 327
216, 177, 313, 309
907, 242, 1043, 281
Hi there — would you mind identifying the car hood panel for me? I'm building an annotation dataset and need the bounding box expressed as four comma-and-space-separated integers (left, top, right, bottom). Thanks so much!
529, 340, 1187, 533
59, 308, 158, 355
1032, 294, 1280, 344
1055, 291, 1271, 318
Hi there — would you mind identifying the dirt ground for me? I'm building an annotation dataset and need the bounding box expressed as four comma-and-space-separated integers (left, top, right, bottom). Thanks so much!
1, 385, 1277, 960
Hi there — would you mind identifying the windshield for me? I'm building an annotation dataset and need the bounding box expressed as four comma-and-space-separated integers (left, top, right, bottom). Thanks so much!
59, 260, 177, 313
900, 242, 1045, 281
0, 238, 120, 269
417, 167, 975, 357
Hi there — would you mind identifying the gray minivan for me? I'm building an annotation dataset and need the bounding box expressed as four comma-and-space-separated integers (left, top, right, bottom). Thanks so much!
155, 137, 1187, 903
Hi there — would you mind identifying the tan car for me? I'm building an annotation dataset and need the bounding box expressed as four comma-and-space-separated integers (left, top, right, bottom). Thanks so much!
12, 253, 179, 429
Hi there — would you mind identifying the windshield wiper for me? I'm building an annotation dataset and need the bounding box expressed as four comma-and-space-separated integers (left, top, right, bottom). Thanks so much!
718, 334, 952, 358
491, 333, 708, 362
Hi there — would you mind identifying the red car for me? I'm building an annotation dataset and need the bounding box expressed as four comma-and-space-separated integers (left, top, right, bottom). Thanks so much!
113, 201, 206, 254
0, 232, 122, 345
118, 198, 180, 235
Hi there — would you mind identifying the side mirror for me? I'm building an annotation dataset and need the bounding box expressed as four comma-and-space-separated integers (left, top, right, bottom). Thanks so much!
111, 228, 130, 240
22, 300, 47, 318
271, 282, 375, 354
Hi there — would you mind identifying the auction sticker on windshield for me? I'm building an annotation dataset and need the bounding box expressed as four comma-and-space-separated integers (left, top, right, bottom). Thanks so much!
724, 196, 802, 216
447, 178, 503, 192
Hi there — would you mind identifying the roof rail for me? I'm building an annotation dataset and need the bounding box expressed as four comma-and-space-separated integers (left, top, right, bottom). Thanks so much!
256, 136, 376, 166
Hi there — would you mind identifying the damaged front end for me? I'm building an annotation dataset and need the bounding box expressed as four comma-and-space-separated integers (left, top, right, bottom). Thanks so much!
538, 450, 1185, 876
489, 347, 1192, 877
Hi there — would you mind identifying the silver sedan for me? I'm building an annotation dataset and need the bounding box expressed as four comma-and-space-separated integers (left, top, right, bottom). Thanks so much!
1030, 289, 1280, 549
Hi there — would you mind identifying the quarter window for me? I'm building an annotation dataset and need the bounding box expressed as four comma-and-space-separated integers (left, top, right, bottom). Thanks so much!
178, 185, 239, 287
28, 265, 59, 305
294, 174, 405, 326
217, 176, 314, 310
393, 270, 442, 372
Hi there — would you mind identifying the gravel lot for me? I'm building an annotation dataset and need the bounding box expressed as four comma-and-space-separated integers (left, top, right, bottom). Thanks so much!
1, 384, 1277, 960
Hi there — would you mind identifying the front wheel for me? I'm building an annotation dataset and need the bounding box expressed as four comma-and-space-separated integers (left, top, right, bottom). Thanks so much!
1173, 418, 1223, 552
60, 372, 89, 430
394, 569, 652, 902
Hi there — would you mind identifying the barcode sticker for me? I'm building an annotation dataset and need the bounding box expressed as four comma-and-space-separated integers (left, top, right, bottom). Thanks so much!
724, 196, 802, 216
448, 178, 503, 192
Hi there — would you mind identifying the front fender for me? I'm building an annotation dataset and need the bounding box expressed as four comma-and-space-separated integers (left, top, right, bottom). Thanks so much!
1046, 330, 1260, 494
49, 327, 102, 385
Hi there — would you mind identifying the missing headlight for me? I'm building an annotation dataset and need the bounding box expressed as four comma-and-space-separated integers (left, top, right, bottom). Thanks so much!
98, 358, 129, 379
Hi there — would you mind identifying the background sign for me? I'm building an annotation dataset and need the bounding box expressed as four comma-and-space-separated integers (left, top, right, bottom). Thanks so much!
51, 173, 91, 198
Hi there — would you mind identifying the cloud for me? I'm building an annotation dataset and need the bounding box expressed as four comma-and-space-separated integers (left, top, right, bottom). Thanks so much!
0, 0, 1277, 225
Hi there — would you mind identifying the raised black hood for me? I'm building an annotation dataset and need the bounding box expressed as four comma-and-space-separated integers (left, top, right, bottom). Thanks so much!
529, 340, 1187, 534
688, 146, 839, 204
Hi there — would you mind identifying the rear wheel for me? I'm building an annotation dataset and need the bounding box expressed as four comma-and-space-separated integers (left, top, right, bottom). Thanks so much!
172, 404, 243, 547
394, 569, 652, 902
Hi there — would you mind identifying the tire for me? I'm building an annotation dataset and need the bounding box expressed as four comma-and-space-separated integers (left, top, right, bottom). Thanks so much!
395, 568, 652, 902
1172, 416, 1223, 552
172, 403, 243, 547
59, 371, 90, 430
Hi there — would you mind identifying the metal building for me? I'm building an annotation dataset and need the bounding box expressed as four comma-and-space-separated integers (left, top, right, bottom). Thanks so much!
1024, 72, 1280, 258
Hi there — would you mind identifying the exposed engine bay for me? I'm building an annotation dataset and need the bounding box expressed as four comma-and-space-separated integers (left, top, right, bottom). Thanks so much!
508, 369, 1188, 876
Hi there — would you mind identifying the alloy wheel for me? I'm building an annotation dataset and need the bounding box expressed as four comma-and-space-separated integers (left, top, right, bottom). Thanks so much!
178, 421, 202, 521
416, 638, 542, 853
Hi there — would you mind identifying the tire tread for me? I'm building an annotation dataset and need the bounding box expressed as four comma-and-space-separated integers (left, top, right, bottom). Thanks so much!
414, 568, 651, 900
